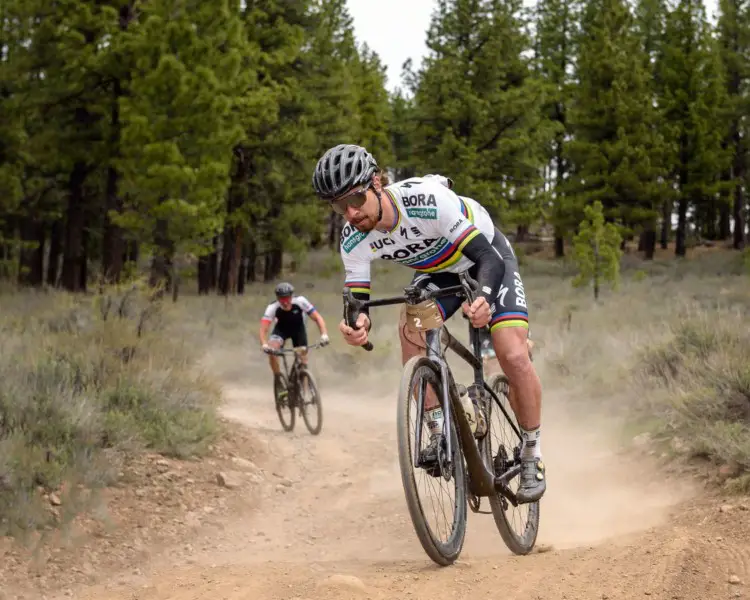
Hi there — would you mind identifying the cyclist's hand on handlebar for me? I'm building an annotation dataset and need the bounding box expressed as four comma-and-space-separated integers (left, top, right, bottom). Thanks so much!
320, 333, 330, 346
261, 343, 271, 354
462, 297, 491, 328
339, 313, 370, 347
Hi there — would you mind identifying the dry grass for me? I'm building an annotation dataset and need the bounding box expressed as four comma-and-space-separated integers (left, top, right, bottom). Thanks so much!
1, 244, 747, 542
513, 250, 750, 492
0, 280, 221, 540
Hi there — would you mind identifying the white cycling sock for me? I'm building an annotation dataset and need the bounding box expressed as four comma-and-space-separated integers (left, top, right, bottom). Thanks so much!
520, 425, 541, 459
425, 408, 444, 438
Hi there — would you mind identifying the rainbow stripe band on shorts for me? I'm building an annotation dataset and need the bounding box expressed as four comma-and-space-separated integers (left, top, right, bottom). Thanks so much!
490, 312, 529, 332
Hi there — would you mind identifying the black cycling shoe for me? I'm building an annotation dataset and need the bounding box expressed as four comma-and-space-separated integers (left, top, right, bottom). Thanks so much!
516, 457, 546, 503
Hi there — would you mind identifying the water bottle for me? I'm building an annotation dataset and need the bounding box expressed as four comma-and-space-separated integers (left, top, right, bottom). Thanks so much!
457, 384, 478, 435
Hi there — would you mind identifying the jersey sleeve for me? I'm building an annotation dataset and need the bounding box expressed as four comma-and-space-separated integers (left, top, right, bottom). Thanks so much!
260, 302, 277, 323
294, 296, 317, 315
340, 231, 372, 300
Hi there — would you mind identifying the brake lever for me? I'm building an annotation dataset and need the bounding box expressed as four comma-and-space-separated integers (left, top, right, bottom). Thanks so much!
342, 288, 374, 352
459, 271, 479, 304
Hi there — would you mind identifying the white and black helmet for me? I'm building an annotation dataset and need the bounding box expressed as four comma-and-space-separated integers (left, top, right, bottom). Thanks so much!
275, 282, 294, 297
312, 144, 379, 199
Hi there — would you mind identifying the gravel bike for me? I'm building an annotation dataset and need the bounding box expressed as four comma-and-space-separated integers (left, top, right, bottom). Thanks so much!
343, 273, 539, 565
264, 341, 326, 435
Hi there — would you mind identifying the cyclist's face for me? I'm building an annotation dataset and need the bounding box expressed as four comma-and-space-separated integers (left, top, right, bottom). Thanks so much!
330, 181, 377, 232
278, 295, 292, 309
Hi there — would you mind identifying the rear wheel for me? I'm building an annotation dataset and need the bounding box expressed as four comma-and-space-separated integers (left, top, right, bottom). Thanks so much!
397, 356, 467, 566
299, 369, 323, 435
482, 373, 539, 555
274, 373, 295, 432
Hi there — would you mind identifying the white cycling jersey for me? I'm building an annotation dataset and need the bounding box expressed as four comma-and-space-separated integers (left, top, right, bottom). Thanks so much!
341, 175, 496, 295
261, 296, 316, 329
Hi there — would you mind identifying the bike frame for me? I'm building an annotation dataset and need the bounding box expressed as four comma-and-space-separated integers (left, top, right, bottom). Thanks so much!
269, 343, 323, 393
343, 276, 523, 505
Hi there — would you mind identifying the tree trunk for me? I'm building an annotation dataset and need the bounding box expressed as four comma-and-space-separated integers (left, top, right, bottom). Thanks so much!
660, 197, 671, 249
704, 198, 718, 240
554, 234, 564, 258
732, 176, 746, 250
102, 78, 124, 283
125, 240, 139, 265
237, 245, 247, 295
327, 211, 343, 249
643, 229, 656, 260
516, 224, 529, 243
247, 236, 256, 282
263, 246, 283, 282
18, 216, 45, 286
675, 196, 688, 257
79, 219, 89, 291
47, 219, 62, 287
719, 198, 731, 240
218, 225, 234, 295
209, 235, 219, 290
197, 254, 212, 294
61, 161, 88, 292
149, 218, 173, 291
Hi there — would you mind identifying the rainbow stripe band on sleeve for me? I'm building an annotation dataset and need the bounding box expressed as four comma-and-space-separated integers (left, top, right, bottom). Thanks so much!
345, 281, 371, 295
490, 312, 529, 332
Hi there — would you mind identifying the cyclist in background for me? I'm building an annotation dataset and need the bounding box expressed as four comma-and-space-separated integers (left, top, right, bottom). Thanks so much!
260, 282, 329, 389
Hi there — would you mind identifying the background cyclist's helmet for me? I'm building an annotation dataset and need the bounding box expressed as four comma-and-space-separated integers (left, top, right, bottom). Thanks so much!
275, 282, 294, 298
312, 144, 379, 200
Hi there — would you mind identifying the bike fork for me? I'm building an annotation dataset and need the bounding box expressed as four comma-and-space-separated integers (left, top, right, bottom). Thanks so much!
429, 328, 453, 467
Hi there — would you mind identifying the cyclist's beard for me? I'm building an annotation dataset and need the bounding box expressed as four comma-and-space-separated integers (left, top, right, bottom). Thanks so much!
350, 213, 375, 232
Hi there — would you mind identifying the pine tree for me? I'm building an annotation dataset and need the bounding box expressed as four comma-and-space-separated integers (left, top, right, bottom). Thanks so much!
534, 0, 582, 256
572, 200, 622, 300
635, 0, 669, 255
115, 0, 248, 290
408, 0, 554, 232
717, 0, 750, 250
566, 0, 666, 244
657, 0, 731, 256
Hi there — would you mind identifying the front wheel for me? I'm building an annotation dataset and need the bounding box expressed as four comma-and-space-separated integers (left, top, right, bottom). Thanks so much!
397, 356, 467, 566
298, 369, 323, 435
483, 373, 540, 555
274, 374, 295, 432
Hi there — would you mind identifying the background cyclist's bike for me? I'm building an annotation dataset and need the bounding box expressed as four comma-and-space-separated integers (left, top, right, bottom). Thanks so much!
343, 274, 540, 566
263, 342, 326, 435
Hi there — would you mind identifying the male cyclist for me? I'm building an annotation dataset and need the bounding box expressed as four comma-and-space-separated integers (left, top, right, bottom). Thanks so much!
311, 144, 545, 503
259, 282, 330, 387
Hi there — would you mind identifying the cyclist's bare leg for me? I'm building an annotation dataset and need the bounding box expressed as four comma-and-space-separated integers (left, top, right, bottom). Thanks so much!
491, 326, 541, 430
491, 325, 545, 502
398, 307, 438, 407
268, 338, 283, 375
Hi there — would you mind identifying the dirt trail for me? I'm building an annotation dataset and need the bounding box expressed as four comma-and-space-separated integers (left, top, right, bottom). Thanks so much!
60, 356, 750, 600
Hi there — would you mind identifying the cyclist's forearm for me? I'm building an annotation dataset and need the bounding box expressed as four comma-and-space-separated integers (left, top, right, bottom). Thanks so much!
462, 235, 505, 303
259, 320, 271, 345
311, 312, 328, 336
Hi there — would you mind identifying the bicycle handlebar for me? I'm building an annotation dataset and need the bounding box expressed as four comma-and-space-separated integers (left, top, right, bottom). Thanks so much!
263, 341, 326, 357
342, 272, 479, 352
